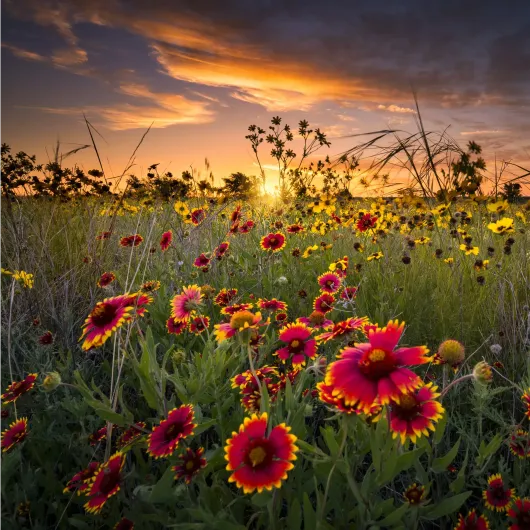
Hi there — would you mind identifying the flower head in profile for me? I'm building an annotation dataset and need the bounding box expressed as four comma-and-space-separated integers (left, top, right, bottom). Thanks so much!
483, 474, 513, 512
325, 320, 430, 414
367, 251, 383, 261
388, 383, 444, 444
317, 272, 342, 294
454, 510, 489, 530
221, 303, 254, 316
276, 323, 317, 366
98, 272, 116, 288
521, 390, 530, 420
114, 518, 134, 530
63, 462, 99, 495
260, 233, 286, 252
173, 447, 207, 484
2, 374, 37, 404
214, 310, 266, 342
509, 429, 530, 459
117, 422, 146, 449
141, 280, 161, 293
257, 298, 288, 312
84, 452, 125, 514
302, 245, 319, 258
171, 285, 203, 322
224, 412, 298, 494
297, 311, 333, 330
1, 418, 28, 452
315, 317, 368, 343
507, 498, 530, 530
160, 230, 172, 251
317, 381, 381, 417
147, 405, 195, 459
88, 426, 108, 446
120, 234, 143, 247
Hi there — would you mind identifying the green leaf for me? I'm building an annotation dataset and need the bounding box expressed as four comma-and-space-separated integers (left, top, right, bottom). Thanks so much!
93, 407, 126, 426
377, 502, 409, 526
251, 490, 272, 507
287, 498, 302, 530
424, 491, 471, 520
303, 492, 316, 530
432, 438, 461, 473
150, 466, 178, 504
433, 412, 447, 444
321, 426, 340, 458
450, 449, 469, 494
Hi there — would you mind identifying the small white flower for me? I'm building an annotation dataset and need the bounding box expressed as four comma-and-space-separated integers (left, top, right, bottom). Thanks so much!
489, 344, 502, 355
276, 276, 288, 284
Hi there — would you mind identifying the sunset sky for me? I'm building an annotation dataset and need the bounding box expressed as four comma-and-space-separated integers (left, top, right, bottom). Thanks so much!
2, 0, 529, 193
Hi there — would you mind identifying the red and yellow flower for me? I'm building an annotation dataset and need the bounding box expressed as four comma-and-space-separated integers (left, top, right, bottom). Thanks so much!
171, 285, 203, 322
317, 272, 342, 294
189, 316, 210, 335
84, 452, 125, 514
88, 426, 108, 446
404, 483, 425, 505
214, 242, 230, 259
232, 367, 279, 412
356, 213, 378, 232
257, 298, 288, 312
341, 286, 358, 301
114, 518, 134, 530
160, 230, 172, 251
454, 510, 489, 530
221, 303, 254, 316
388, 383, 444, 444
522, 389, 530, 420
315, 317, 368, 343
507, 497, 530, 530
297, 311, 333, 330
509, 429, 530, 459
224, 413, 298, 494
172, 447, 207, 484
116, 422, 146, 449
97, 272, 116, 288
324, 320, 430, 413
193, 253, 211, 268
190, 208, 207, 225
313, 293, 335, 314
317, 381, 381, 417
214, 288, 238, 307
276, 323, 317, 366
80, 294, 136, 350
214, 310, 266, 342
147, 405, 195, 459
167, 318, 187, 335
2, 374, 37, 404
63, 461, 99, 494
260, 233, 286, 252
1, 418, 28, 452
483, 473, 514, 512
119, 234, 143, 247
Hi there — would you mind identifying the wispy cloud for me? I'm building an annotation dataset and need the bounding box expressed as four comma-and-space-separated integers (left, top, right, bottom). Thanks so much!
377, 104, 416, 113
460, 130, 506, 135
32, 83, 215, 130
2, 43, 46, 62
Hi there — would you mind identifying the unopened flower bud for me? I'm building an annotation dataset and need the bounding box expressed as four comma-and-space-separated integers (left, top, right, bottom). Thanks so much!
473, 361, 493, 384
171, 350, 186, 364
42, 372, 61, 392
438, 340, 465, 365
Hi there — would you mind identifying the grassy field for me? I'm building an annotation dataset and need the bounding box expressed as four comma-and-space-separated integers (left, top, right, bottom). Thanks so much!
1, 193, 530, 529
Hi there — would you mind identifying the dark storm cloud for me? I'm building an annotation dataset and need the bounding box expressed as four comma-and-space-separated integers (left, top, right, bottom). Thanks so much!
3, 0, 529, 109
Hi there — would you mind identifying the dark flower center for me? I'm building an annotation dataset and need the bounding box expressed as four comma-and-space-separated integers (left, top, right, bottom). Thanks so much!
99, 468, 120, 495
359, 349, 397, 380
91, 303, 118, 327
289, 339, 304, 353
244, 439, 274, 469
165, 422, 184, 441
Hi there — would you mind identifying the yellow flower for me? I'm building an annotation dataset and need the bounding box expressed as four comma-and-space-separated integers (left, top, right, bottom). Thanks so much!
444, 257, 454, 265
302, 245, 319, 258
367, 251, 383, 261
459, 244, 479, 256
174, 201, 190, 216
1, 268, 13, 276
414, 236, 431, 245
473, 260, 489, 271
431, 204, 450, 215
11, 270, 34, 289
487, 200, 509, 213
487, 217, 515, 235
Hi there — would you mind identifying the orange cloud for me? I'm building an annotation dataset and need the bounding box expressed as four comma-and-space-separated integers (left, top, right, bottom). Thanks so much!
33, 83, 215, 130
